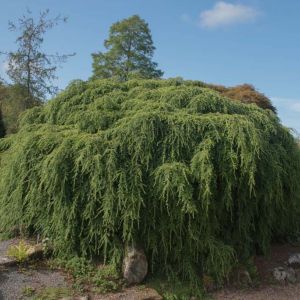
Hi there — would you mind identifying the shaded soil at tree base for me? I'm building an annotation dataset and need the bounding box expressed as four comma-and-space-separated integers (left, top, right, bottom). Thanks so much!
214, 243, 300, 300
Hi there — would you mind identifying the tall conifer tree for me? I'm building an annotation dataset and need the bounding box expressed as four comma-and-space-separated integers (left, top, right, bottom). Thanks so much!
91, 15, 163, 80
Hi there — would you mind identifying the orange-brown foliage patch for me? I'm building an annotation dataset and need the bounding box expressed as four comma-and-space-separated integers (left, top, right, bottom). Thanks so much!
205, 83, 275, 113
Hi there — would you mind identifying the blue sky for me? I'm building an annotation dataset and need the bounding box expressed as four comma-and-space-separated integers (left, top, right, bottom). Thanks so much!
0, 0, 299, 133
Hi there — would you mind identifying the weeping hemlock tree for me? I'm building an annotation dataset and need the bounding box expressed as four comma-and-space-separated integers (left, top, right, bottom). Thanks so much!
91, 15, 163, 80
0, 79, 300, 285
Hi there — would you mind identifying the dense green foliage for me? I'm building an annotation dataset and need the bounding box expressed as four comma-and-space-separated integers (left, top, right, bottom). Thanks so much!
0, 107, 5, 138
91, 15, 163, 80
0, 79, 300, 285
0, 82, 40, 135
52, 257, 122, 293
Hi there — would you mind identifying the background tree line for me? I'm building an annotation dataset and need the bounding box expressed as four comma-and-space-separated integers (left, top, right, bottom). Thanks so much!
0, 10, 278, 138
0, 13, 162, 137
0, 10, 74, 136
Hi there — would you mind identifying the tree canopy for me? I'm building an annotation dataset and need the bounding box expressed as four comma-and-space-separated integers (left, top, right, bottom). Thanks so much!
0, 82, 40, 135
1, 9, 74, 104
0, 9, 74, 136
0, 78, 299, 286
91, 15, 163, 81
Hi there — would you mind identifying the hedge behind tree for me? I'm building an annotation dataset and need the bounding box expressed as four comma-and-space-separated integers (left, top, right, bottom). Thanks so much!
0, 107, 5, 138
202, 82, 276, 113
0, 83, 40, 135
0, 78, 299, 284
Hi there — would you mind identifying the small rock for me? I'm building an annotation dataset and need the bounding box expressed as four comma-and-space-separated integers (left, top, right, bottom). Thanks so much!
0, 256, 15, 267
273, 267, 286, 281
123, 245, 148, 284
287, 268, 297, 283
288, 253, 300, 268
26, 243, 44, 259
273, 267, 296, 283
237, 270, 252, 286
27, 244, 44, 260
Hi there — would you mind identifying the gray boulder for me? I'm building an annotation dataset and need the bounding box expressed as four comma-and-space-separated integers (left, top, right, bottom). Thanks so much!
273, 267, 296, 283
123, 246, 148, 284
288, 253, 300, 268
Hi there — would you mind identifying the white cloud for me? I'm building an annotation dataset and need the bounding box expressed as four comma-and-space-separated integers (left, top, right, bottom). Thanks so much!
199, 2, 259, 29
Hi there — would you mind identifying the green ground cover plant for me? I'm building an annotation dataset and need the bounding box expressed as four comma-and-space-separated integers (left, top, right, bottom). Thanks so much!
33, 287, 72, 300
7, 240, 30, 263
0, 78, 299, 288
51, 257, 122, 293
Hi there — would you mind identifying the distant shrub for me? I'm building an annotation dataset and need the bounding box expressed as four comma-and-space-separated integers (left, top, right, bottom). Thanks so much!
207, 84, 276, 113
222, 84, 276, 112
0, 79, 299, 286
0, 82, 40, 135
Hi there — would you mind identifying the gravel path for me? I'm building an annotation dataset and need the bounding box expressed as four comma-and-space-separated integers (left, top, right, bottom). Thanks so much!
0, 239, 21, 257
0, 266, 67, 300
0, 238, 68, 300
